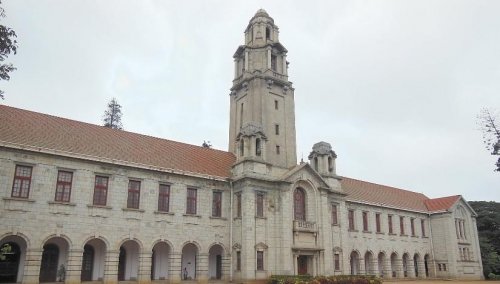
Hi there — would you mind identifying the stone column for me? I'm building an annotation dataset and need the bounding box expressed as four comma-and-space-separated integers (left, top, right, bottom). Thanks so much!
293, 254, 298, 275
222, 254, 230, 281
197, 253, 209, 284
22, 248, 42, 284
168, 252, 182, 284
244, 51, 249, 71
282, 54, 287, 75
138, 251, 152, 284
417, 259, 426, 278
383, 259, 391, 279
394, 258, 403, 278
267, 48, 271, 69
407, 258, 416, 278
65, 249, 83, 284
358, 258, 365, 275
103, 250, 119, 284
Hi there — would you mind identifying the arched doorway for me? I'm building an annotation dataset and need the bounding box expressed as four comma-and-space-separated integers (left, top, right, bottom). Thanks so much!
294, 188, 306, 221
118, 240, 140, 281
81, 238, 106, 281
350, 251, 360, 275
208, 245, 224, 280
413, 254, 420, 277
40, 237, 69, 283
390, 253, 398, 278
424, 254, 430, 277
181, 243, 198, 280
0, 242, 21, 283
364, 251, 374, 275
40, 244, 59, 282
151, 242, 170, 280
402, 253, 409, 278
377, 252, 385, 278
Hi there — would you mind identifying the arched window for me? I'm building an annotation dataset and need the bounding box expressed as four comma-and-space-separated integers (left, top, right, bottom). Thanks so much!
294, 188, 306, 221
256, 138, 261, 156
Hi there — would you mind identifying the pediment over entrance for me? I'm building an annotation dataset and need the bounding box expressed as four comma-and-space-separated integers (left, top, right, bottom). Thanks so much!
281, 163, 333, 192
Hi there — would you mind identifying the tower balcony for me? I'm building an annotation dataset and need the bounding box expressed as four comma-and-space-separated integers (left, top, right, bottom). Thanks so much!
293, 220, 318, 233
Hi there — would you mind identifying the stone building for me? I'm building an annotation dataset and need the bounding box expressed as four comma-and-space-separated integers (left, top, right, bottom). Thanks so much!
0, 9, 482, 284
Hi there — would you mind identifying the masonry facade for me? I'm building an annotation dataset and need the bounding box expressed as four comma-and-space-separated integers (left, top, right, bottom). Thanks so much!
0, 9, 482, 284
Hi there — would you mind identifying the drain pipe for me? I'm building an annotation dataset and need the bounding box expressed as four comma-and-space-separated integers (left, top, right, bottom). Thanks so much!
229, 178, 234, 282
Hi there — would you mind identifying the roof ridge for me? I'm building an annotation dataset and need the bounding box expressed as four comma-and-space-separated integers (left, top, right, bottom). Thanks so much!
0, 104, 233, 155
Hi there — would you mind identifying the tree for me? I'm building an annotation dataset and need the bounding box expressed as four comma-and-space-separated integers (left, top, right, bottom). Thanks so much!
103, 98, 123, 130
478, 108, 500, 172
0, 0, 18, 99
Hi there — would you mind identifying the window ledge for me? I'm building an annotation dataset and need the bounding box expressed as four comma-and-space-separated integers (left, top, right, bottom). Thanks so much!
348, 229, 358, 232
122, 208, 145, 212
183, 213, 202, 218
376, 232, 385, 235
411, 235, 419, 238
388, 233, 397, 236
87, 204, 112, 209
48, 201, 76, 206
255, 216, 267, 220
210, 216, 227, 220
3, 197, 35, 203
154, 211, 174, 215
422, 236, 429, 238
363, 230, 372, 233
233, 217, 242, 220
400, 234, 408, 237
332, 223, 339, 226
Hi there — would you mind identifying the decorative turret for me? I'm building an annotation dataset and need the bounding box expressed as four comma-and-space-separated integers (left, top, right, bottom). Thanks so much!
308, 142, 338, 176
228, 10, 297, 169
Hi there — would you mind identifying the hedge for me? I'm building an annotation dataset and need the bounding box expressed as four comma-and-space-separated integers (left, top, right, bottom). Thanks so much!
269, 275, 382, 284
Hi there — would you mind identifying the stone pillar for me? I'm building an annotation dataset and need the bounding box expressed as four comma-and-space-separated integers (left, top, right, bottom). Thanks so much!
358, 258, 365, 275
282, 54, 287, 75
383, 259, 391, 279
293, 254, 298, 275
407, 258, 416, 278
169, 252, 182, 284
267, 48, 271, 69
103, 250, 119, 284
417, 259, 426, 278
244, 51, 249, 71
22, 249, 42, 284
197, 253, 209, 284
222, 254, 230, 281
138, 251, 152, 284
65, 249, 83, 284
395, 258, 403, 278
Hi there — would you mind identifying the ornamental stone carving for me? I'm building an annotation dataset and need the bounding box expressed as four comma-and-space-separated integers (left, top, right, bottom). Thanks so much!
236, 122, 267, 139
308, 141, 337, 159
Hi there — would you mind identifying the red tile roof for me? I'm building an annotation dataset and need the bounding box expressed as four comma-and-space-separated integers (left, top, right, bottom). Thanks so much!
341, 177, 430, 212
424, 195, 461, 212
0, 105, 236, 179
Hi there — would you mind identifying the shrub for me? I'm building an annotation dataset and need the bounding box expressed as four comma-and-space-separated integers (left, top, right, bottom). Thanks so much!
269, 275, 382, 284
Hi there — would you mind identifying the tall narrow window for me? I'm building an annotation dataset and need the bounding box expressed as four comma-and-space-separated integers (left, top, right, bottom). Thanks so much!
271, 55, 277, 71
275, 124, 280, 135
127, 180, 141, 209
55, 171, 73, 202
256, 251, 264, 270
265, 27, 271, 40
236, 251, 241, 270
158, 184, 170, 212
411, 218, 416, 236
212, 191, 222, 217
388, 215, 393, 234
334, 254, 340, 270
11, 165, 32, 198
332, 204, 338, 225
274, 100, 278, 110
186, 188, 197, 214
93, 176, 108, 206
421, 219, 426, 237
328, 157, 333, 173
276, 145, 280, 155
375, 213, 381, 233
400, 216, 405, 235
294, 188, 306, 221
256, 138, 261, 156
314, 157, 318, 171
348, 210, 355, 230
236, 193, 242, 218
240, 140, 245, 157
256, 192, 264, 217
240, 103, 244, 128
362, 211, 369, 231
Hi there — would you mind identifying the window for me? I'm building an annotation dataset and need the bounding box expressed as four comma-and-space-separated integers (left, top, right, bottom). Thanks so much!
11, 165, 32, 198
127, 180, 141, 209
362, 211, 368, 231
158, 184, 170, 212
274, 100, 278, 110
438, 264, 442, 271
332, 204, 338, 225
256, 251, 264, 270
275, 124, 280, 135
375, 213, 381, 233
240, 103, 244, 128
93, 176, 108, 206
348, 210, 355, 230
271, 55, 277, 71
442, 264, 447, 271
388, 215, 393, 234
411, 218, 416, 236
266, 27, 271, 40
256, 138, 261, 156
212, 191, 222, 217
276, 145, 280, 155
334, 254, 340, 270
186, 188, 197, 214
236, 251, 241, 270
240, 140, 245, 157
421, 219, 426, 237
400, 216, 405, 235
55, 171, 73, 202
294, 188, 306, 221
236, 193, 242, 218
256, 192, 264, 217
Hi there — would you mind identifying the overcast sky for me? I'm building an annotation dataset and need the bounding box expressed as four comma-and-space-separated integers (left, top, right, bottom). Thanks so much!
1, 0, 499, 201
